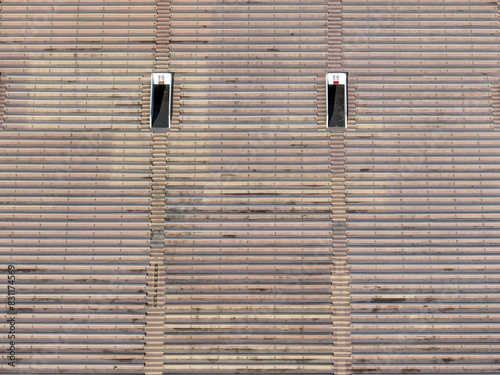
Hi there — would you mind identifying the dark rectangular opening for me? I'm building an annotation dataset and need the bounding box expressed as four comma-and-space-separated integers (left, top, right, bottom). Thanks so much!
152, 84, 170, 128
151, 73, 172, 129
327, 73, 347, 129
328, 84, 345, 128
